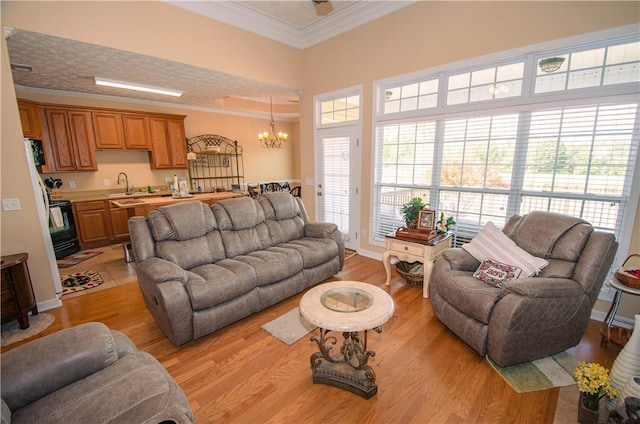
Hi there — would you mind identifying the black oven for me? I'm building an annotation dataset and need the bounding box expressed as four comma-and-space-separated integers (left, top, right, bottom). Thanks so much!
49, 200, 80, 259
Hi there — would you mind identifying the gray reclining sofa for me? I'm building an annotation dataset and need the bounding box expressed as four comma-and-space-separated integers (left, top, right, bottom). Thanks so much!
129, 192, 344, 346
1, 322, 193, 424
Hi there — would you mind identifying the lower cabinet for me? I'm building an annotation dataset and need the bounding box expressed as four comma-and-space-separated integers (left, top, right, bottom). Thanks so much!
109, 206, 132, 239
73, 201, 111, 246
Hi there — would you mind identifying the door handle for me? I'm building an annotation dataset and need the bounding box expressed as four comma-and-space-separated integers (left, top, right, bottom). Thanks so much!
317, 192, 322, 196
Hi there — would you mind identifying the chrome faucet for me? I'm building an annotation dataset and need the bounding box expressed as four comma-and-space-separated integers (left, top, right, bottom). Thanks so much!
117, 172, 131, 195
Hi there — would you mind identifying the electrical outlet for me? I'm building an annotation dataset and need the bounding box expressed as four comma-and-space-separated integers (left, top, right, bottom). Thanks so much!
103, 179, 110, 187
165, 177, 172, 183
2, 198, 21, 211
69, 180, 76, 189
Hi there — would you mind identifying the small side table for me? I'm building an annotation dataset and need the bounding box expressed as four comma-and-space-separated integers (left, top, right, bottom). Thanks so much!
1, 253, 38, 329
299, 281, 395, 399
383, 232, 452, 299
600, 277, 640, 347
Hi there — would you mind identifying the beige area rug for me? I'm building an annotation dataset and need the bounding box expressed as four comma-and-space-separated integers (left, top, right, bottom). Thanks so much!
1, 313, 55, 347
487, 351, 578, 393
261, 307, 316, 345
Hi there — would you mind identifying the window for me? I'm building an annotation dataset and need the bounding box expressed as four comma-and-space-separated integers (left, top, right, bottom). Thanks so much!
372, 29, 640, 255
319, 95, 360, 125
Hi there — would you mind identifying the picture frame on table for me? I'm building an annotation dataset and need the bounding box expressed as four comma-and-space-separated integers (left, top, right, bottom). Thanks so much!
417, 210, 435, 231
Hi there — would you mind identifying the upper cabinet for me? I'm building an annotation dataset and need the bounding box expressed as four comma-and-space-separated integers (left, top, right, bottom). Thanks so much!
92, 112, 125, 149
45, 108, 98, 172
149, 117, 187, 169
17, 99, 187, 170
122, 114, 151, 150
93, 112, 151, 150
17, 100, 42, 139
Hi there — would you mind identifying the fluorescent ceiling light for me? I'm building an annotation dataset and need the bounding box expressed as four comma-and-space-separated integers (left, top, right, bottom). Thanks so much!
94, 77, 183, 97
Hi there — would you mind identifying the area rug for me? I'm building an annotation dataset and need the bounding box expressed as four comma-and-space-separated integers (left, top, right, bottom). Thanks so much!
57, 250, 102, 268
345, 248, 357, 260
487, 351, 578, 393
1, 313, 55, 347
60, 270, 103, 295
261, 307, 316, 345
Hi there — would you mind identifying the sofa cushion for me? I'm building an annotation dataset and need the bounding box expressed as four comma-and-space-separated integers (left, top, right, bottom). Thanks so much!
463, 221, 548, 277
186, 259, 257, 310
437, 271, 504, 324
259, 193, 306, 244
234, 247, 304, 286
214, 197, 265, 230
505, 211, 592, 261
11, 352, 190, 424
156, 231, 226, 270
148, 202, 217, 241
277, 238, 339, 269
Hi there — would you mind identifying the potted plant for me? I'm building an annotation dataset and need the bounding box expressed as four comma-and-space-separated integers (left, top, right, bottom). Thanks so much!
435, 212, 456, 234
574, 361, 618, 423
400, 198, 429, 229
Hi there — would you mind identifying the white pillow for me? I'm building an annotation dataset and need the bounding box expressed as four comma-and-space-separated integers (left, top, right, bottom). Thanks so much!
462, 221, 548, 277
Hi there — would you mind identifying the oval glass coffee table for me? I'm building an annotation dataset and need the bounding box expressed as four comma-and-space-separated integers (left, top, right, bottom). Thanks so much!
299, 280, 395, 399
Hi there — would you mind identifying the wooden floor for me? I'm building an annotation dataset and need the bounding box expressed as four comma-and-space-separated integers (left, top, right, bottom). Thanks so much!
3, 254, 623, 423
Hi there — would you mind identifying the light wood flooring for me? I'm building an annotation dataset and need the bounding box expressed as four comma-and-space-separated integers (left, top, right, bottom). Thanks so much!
5, 252, 623, 423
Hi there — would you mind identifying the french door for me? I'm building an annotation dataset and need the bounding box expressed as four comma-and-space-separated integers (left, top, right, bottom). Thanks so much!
315, 127, 360, 251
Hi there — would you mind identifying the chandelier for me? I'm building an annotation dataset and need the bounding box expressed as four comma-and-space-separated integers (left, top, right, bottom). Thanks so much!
258, 96, 288, 148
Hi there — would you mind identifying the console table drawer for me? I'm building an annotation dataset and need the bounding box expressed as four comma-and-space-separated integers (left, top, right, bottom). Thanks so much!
388, 240, 425, 256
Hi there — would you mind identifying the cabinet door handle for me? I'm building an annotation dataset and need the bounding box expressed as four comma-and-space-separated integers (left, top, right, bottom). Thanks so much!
404, 246, 408, 251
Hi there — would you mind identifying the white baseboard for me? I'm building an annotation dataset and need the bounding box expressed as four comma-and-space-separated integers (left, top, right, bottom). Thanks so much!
37, 296, 62, 312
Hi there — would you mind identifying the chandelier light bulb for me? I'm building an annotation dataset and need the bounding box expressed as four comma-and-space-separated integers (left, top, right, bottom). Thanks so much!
258, 96, 288, 148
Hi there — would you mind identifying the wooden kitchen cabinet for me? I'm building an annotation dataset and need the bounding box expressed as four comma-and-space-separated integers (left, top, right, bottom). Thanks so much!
73, 201, 111, 245
46, 108, 98, 171
149, 116, 188, 169
122, 114, 151, 149
17, 99, 42, 139
93, 111, 126, 149
109, 206, 132, 239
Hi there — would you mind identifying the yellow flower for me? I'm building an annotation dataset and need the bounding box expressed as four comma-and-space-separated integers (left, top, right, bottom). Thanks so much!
574, 361, 617, 410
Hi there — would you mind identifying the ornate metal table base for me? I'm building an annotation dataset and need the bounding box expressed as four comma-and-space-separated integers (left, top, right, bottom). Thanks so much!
309, 327, 381, 399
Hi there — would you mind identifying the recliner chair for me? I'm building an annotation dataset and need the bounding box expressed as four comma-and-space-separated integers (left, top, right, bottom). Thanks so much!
429, 211, 618, 366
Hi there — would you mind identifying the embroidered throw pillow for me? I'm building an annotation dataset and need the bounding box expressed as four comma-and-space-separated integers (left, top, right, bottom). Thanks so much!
473, 259, 522, 287
462, 221, 548, 277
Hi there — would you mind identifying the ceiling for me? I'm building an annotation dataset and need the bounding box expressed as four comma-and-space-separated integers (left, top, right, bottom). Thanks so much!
5, 1, 414, 119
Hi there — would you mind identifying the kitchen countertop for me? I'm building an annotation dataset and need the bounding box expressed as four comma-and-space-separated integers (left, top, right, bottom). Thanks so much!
109, 191, 242, 208
56, 189, 243, 203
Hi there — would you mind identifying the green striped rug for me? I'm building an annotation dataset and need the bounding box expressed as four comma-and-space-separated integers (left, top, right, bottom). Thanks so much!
487, 351, 578, 393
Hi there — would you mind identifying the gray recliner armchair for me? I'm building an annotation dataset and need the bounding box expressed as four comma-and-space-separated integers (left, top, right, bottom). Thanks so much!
429, 211, 618, 366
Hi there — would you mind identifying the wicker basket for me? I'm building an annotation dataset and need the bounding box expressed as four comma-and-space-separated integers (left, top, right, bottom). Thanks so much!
395, 261, 424, 286
614, 254, 640, 289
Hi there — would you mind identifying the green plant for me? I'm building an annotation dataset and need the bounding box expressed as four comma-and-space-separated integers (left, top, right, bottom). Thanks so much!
400, 198, 429, 228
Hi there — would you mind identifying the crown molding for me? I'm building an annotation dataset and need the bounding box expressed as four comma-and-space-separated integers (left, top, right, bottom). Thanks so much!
166, 1, 416, 49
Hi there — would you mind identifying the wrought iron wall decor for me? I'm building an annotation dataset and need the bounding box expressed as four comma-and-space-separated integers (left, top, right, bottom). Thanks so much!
186, 134, 244, 193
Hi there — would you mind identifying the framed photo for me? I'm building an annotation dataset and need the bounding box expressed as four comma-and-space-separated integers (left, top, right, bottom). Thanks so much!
417, 210, 435, 231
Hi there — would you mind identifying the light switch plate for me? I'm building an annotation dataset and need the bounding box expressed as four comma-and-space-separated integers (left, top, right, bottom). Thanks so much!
2, 198, 21, 211
69, 180, 76, 188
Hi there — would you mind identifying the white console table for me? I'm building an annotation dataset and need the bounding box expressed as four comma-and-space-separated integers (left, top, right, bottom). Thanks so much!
383, 232, 452, 299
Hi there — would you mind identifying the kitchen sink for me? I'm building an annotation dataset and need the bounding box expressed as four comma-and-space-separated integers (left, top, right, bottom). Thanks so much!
117, 199, 146, 205
104, 192, 156, 198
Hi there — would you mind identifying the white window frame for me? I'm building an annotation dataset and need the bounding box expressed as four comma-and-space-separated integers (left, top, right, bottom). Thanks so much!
370, 25, 640, 301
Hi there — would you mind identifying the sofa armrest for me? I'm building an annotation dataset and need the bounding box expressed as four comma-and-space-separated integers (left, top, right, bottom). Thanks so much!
305, 222, 338, 238
137, 257, 188, 285
502, 278, 585, 298
441, 248, 480, 272
1, 322, 125, 411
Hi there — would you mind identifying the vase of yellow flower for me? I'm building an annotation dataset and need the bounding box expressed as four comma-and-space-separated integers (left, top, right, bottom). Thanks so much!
574, 361, 618, 424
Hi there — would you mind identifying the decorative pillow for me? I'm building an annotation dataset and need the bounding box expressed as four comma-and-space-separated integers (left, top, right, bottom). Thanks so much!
462, 221, 548, 277
473, 259, 522, 287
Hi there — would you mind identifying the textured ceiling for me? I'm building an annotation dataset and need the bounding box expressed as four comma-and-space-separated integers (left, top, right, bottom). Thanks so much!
7, 29, 300, 118
6, 1, 414, 118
